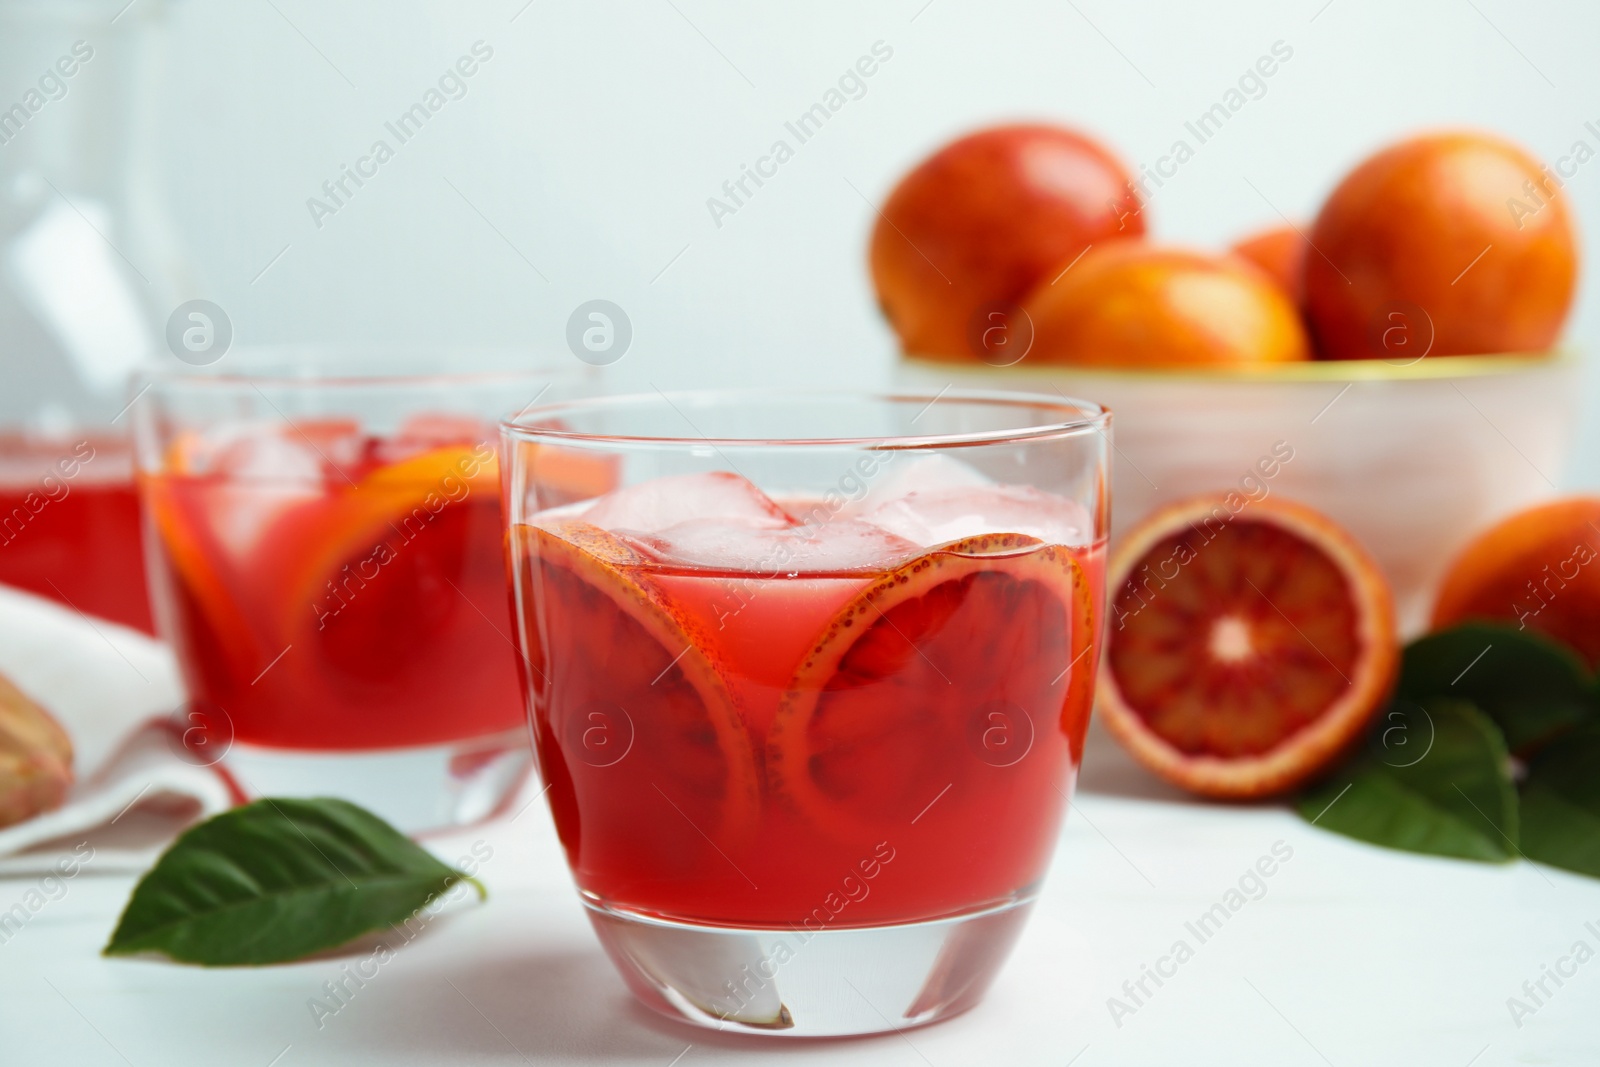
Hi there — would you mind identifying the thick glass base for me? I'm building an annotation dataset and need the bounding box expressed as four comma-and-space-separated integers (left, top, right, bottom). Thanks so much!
224, 731, 531, 833
585, 895, 1035, 1037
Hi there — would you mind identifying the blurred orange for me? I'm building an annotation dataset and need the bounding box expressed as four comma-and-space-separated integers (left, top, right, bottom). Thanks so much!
1433, 497, 1600, 667
1305, 131, 1578, 360
870, 124, 1143, 361
1020, 243, 1311, 368
1230, 224, 1308, 303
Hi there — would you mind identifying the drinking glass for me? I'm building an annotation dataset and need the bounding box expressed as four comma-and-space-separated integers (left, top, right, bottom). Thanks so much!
502, 389, 1109, 1036
135, 350, 590, 831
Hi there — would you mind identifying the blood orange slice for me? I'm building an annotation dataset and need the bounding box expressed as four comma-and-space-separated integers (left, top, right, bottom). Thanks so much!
513, 520, 760, 873
1098, 495, 1397, 799
141, 475, 270, 681
287, 443, 497, 596
768, 532, 1098, 839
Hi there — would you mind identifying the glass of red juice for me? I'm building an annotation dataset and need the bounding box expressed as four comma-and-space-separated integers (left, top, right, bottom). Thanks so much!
135, 352, 596, 831
0, 431, 153, 633
502, 390, 1110, 1036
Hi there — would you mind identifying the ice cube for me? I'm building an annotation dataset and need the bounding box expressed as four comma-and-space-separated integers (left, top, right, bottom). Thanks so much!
178, 424, 329, 559
837, 454, 993, 518
583, 471, 793, 536
863, 484, 1093, 548
639, 517, 920, 573
179, 420, 328, 482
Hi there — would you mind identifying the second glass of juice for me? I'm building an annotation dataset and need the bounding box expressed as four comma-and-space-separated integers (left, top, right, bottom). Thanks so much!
135, 352, 598, 831
0, 431, 153, 633
503, 390, 1109, 1036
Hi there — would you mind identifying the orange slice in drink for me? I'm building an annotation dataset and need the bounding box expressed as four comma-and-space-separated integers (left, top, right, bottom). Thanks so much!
513, 520, 760, 867
329, 439, 497, 548
140, 473, 271, 681
144, 423, 362, 679
151, 428, 500, 681
1098, 496, 1398, 799
277, 443, 498, 630
768, 533, 1097, 839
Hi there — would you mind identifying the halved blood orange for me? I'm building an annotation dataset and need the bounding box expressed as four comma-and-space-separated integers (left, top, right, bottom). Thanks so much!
514, 520, 760, 871
768, 532, 1098, 839
1098, 496, 1397, 799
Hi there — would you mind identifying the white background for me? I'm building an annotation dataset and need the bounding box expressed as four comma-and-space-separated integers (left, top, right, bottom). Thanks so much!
126, 0, 1600, 482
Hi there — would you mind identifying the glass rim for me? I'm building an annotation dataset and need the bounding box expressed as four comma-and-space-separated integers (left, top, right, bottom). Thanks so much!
136, 345, 572, 392
501, 388, 1111, 450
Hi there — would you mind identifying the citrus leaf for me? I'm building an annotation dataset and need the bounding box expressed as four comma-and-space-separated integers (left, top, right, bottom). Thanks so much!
1398, 623, 1594, 754
105, 797, 484, 966
1521, 724, 1600, 879
1296, 699, 1517, 863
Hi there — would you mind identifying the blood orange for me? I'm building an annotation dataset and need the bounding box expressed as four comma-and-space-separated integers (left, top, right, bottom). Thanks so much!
1432, 496, 1600, 667
869, 123, 1144, 361
1304, 131, 1577, 360
1229, 224, 1308, 302
1098, 496, 1397, 799
514, 521, 761, 879
1020, 243, 1312, 368
768, 533, 1099, 840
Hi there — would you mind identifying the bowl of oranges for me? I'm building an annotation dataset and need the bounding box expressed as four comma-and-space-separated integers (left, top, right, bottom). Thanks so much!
881, 124, 1582, 630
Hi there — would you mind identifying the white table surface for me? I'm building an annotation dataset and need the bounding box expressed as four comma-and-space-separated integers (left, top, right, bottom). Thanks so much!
3, 718, 1596, 1067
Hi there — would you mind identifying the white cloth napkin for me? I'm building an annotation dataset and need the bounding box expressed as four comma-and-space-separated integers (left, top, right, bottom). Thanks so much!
0, 585, 236, 875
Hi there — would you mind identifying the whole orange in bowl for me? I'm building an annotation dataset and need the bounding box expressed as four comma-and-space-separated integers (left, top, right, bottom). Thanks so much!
1021, 243, 1312, 368
1098, 494, 1398, 799
1433, 497, 1600, 667
1304, 130, 1578, 360
1229, 224, 1308, 302
889, 125, 1583, 627
869, 123, 1144, 361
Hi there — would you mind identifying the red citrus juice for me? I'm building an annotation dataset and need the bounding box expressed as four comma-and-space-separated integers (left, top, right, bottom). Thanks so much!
0, 434, 153, 633
145, 420, 524, 750
514, 471, 1105, 928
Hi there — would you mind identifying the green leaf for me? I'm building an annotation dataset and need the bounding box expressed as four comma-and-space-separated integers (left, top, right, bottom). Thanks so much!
1398, 623, 1595, 753
1297, 699, 1518, 863
105, 797, 484, 966
1521, 724, 1600, 879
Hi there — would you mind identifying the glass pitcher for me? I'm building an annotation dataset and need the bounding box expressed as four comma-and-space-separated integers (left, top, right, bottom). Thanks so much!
0, 0, 187, 632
